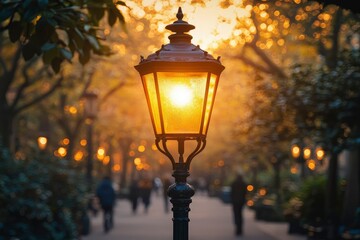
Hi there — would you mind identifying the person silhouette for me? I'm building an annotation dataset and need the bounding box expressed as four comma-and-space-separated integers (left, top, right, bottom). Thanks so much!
162, 175, 172, 213
138, 175, 153, 214
230, 171, 248, 236
129, 178, 139, 214
96, 176, 116, 233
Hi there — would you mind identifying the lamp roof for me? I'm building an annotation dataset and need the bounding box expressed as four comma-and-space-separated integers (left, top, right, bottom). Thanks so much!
135, 7, 224, 74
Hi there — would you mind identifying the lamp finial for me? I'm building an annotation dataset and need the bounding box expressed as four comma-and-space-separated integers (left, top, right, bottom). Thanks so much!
176, 7, 183, 21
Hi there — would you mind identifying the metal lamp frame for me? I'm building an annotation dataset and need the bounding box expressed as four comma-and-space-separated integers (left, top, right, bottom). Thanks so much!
135, 7, 224, 240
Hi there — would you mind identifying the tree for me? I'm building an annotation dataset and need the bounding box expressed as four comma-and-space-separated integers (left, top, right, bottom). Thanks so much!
0, 0, 126, 149
288, 50, 360, 237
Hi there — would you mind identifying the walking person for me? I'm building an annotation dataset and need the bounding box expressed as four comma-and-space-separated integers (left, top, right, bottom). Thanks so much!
230, 171, 248, 236
162, 175, 172, 213
138, 175, 153, 214
96, 176, 116, 233
129, 178, 139, 214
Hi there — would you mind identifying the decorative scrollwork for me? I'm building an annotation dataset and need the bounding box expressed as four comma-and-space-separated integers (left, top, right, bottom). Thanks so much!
155, 136, 206, 170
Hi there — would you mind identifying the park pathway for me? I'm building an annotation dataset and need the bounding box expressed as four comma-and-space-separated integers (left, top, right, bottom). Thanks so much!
82, 193, 306, 240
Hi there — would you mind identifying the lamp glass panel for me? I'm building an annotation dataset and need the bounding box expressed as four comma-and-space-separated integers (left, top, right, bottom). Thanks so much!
143, 74, 161, 134
202, 74, 218, 134
157, 72, 207, 134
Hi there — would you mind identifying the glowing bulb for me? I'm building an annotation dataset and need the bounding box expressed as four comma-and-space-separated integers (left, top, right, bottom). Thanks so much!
58, 147, 67, 157
291, 145, 300, 158
316, 148, 325, 160
307, 159, 316, 171
37, 137, 47, 150
169, 85, 192, 107
303, 148, 311, 159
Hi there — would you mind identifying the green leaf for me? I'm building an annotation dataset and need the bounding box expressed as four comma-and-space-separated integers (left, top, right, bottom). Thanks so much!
115, 1, 127, 7
0, 7, 14, 22
68, 40, 76, 55
86, 35, 100, 50
36, 18, 55, 43
22, 6, 39, 22
45, 17, 57, 27
22, 43, 36, 61
37, 0, 48, 9
74, 27, 85, 41
84, 24, 91, 32
42, 45, 59, 64
41, 43, 56, 52
88, 7, 105, 23
8, 21, 22, 42
108, 9, 117, 26
68, 29, 84, 50
51, 57, 63, 73
60, 48, 72, 61
113, 7, 125, 24
23, 0, 33, 9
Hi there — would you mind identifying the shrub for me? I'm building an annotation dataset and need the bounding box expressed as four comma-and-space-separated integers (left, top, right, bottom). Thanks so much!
284, 175, 344, 226
0, 147, 88, 240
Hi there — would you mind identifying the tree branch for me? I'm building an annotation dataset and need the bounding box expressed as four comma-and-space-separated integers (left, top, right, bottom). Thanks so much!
79, 68, 94, 98
14, 74, 64, 115
0, 57, 7, 73
99, 81, 127, 106
0, 45, 22, 97
234, 54, 273, 75
233, 7, 288, 79
11, 60, 46, 110
56, 115, 73, 138
248, 42, 288, 79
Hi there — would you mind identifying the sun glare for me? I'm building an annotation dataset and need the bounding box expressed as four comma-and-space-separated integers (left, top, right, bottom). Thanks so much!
122, 0, 252, 51
169, 85, 193, 107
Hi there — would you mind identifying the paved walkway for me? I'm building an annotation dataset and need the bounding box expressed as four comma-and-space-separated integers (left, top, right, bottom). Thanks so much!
82, 193, 306, 240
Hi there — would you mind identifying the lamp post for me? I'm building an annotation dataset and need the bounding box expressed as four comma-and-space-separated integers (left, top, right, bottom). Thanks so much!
83, 90, 98, 190
37, 115, 50, 153
135, 7, 224, 240
291, 142, 306, 179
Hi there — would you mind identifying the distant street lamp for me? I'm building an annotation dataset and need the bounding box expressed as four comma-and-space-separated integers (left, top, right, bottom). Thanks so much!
291, 141, 306, 179
37, 136, 48, 151
135, 7, 224, 240
291, 141, 325, 177
83, 90, 98, 190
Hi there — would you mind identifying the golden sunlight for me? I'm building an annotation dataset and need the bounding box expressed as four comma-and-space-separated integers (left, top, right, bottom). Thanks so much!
169, 85, 193, 107
122, 0, 252, 51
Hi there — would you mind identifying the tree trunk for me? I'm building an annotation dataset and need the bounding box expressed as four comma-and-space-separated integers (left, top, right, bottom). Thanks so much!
0, 101, 13, 149
120, 154, 129, 189
341, 149, 360, 226
326, 152, 339, 240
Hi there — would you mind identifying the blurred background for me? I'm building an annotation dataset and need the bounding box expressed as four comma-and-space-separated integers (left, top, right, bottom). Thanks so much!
0, 0, 359, 239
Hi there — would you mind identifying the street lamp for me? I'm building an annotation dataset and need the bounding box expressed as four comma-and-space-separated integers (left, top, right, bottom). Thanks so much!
37, 115, 50, 152
291, 142, 306, 179
291, 141, 325, 176
135, 7, 224, 240
37, 136, 48, 151
83, 90, 98, 190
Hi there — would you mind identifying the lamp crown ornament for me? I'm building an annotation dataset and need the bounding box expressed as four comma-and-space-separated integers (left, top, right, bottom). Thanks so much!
137, 7, 224, 71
